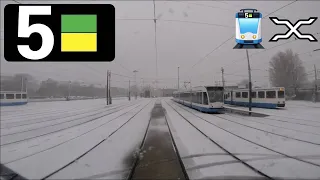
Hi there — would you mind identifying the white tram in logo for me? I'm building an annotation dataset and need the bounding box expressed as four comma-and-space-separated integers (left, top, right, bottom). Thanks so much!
235, 9, 262, 45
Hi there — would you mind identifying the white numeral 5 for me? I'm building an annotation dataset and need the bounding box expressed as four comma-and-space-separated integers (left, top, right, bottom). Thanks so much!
18, 6, 54, 60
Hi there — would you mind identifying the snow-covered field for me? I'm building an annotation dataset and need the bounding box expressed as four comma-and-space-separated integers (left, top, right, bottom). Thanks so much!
1, 98, 320, 179
1, 98, 154, 179
164, 99, 320, 179
224, 100, 320, 123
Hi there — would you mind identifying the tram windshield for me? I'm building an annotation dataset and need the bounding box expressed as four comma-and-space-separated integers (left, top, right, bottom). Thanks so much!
238, 18, 259, 34
206, 87, 224, 103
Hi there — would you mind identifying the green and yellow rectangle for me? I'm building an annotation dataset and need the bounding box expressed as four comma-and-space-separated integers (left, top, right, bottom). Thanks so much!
61, 14, 97, 52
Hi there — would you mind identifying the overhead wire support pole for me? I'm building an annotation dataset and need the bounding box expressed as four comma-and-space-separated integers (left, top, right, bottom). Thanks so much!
25, 77, 28, 94
221, 67, 225, 103
178, 67, 180, 90
153, 0, 158, 97
67, 80, 71, 101
109, 71, 112, 104
129, 80, 131, 101
246, 49, 252, 115
106, 70, 109, 105
133, 70, 138, 99
314, 64, 318, 102
21, 76, 24, 92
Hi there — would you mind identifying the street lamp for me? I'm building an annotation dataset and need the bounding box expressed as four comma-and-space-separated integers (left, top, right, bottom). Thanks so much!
313, 49, 320, 52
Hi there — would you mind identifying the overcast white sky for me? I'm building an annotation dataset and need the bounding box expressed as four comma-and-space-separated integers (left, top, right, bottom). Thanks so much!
1, 0, 320, 89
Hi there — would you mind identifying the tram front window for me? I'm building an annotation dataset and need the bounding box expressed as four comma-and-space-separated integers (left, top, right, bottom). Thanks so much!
238, 18, 259, 34
207, 90, 223, 103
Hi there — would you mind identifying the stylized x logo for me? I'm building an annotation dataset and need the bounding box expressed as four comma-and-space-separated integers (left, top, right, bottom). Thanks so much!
269, 17, 318, 42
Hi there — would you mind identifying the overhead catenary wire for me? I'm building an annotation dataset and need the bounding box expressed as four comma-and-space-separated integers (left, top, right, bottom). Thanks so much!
11, 0, 21, 4
80, 63, 189, 87
3, 0, 300, 88
160, 19, 233, 28
227, 33, 320, 75
117, 18, 234, 28
114, 62, 132, 74
184, 0, 298, 78
174, 1, 287, 19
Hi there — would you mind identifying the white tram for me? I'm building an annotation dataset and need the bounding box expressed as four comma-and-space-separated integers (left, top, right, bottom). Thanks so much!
224, 87, 285, 109
0, 91, 28, 106
173, 86, 224, 113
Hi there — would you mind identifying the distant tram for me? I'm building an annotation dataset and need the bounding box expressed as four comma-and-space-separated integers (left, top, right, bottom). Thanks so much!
235, 9, 262, 45
224, 87, 285, 109
0, 91, 28, 106
173, 86, 224, 113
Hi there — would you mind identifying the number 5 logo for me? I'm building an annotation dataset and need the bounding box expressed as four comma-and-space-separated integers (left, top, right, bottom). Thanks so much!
18, 6, 54, 60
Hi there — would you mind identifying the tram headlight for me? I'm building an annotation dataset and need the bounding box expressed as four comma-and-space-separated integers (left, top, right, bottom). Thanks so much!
252, 35, 257, 39
241, 35, 245, 39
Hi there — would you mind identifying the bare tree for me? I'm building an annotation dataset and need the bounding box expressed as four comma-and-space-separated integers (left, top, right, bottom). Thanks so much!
269, 49, 308, 94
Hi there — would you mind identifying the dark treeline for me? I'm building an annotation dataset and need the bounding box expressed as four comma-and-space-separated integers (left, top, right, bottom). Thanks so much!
0, 73, 128, 98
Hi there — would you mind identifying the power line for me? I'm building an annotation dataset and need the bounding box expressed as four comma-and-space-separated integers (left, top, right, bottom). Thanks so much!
184, 0, 298, 78
114, 61, 132, 73
188, 36, 234, 71
116, 18, 234, 29
111, 72, 133, 79
159, 19, 233, 28
248, 37, 320, 69
176, 1, 287, 19
226, 33, 320, 75
224, 73, 269, 78
250, 62, 319, 76
224, 38, 298, 70
81, 63, 182, 83
263, 0, 298, 18
171, 1, 235, 12
11, 0, 21, 4
225, 30, 320, 70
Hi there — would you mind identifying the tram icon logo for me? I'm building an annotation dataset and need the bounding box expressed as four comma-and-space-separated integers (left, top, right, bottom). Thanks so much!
269, 17, 318, 42
234, 9, 264, 49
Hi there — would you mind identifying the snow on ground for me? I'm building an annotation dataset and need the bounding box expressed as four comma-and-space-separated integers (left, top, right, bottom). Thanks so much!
49, 100, 155, 179
0, 98, 131, 128
162, 100, 263, 179
1, 99, 150, 179
0, 102, 141, 150
1, 98, 320, 179
0, 98, 129, 119
165, 99, 320, 179
0, 103, 138, 145
1, 102, 142, 165
225, 100, 320, 123
1, 103, 128, 136
0, 99, 138, 146
220, 114, 320, 143
1, 98, 104, 113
